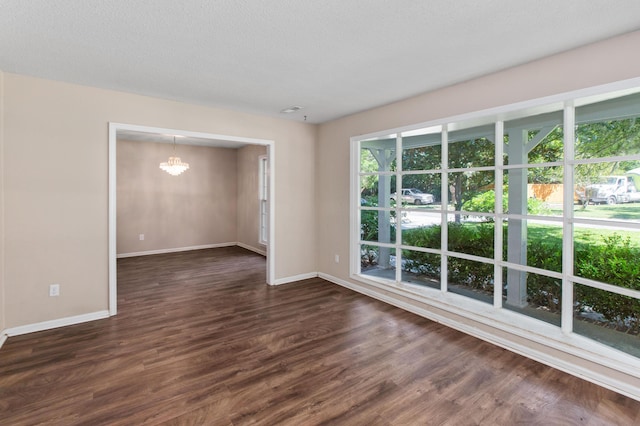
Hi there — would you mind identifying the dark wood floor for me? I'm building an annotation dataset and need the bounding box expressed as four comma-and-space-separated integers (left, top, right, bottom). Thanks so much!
1, 247, 640, 425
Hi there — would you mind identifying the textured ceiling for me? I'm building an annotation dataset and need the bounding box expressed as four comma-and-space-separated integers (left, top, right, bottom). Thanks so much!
2, 1, 640, 124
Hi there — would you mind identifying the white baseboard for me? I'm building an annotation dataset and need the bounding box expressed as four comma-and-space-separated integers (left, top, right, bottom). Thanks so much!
236, 242, 267, 256
117, 242, 236, 258
0, 331, 7, 350
318, 272, 640, 402
272, 272, 319, 285
4, 310, 110, 337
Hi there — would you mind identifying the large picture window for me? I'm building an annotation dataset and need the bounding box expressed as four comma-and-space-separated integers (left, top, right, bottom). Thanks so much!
353, 88, 640, 359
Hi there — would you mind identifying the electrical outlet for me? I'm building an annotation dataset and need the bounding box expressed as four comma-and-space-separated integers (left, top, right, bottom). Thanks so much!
139, 234, 145, 241
334, 254, 340, 263
49, 284, 60, 297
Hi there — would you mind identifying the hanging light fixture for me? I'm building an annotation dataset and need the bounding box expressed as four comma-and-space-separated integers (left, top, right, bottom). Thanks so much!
160, 136, 190, 176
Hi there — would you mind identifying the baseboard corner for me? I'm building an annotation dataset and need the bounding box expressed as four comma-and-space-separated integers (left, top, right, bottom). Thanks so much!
117, 242, 236, 258
236, 242, 267, 256
272, 272, 319, 285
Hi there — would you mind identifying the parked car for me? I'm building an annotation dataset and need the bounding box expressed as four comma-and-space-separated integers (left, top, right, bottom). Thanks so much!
584, 175, 640, 205
391, 188, 434, 205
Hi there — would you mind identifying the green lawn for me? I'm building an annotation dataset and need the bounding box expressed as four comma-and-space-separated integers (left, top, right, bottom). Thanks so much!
411, 202, 640, 221
527, 223, 640, 249
561, 203, 640, 221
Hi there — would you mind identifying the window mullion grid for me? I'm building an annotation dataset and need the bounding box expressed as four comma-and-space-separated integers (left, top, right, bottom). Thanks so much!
441, 126, 449, 293
562, 102, 575, 335
494, 121, 504, 308
396, 134, 402, 283
502, 160, 564, 170
573, 274, 640, 300
448, 165, 495, 173
572, 153, 640, 166
572, 217, 640, 230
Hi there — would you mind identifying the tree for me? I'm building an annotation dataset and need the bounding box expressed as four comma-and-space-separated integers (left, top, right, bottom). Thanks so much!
526, 127, 564, 184
575, 118, 640, 185
360, 148, 396, 198
398, 136, 496, 222
401, 144, 441, 200
448, 137, 495, 222
576, 117, 640, 158
508, 119, 640, 186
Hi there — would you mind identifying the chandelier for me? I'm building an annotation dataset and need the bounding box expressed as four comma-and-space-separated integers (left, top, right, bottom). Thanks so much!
159, 136, 189, 176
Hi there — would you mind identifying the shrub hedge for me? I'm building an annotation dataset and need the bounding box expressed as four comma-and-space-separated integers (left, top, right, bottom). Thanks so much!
400, 223, 640, 332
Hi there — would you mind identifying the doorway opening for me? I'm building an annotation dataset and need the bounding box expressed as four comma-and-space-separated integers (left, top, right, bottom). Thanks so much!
108, 123, 275, 316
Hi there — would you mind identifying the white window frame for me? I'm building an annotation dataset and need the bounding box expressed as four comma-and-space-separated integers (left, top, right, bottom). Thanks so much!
350, 77, 640, 398
259, 154, 268, 246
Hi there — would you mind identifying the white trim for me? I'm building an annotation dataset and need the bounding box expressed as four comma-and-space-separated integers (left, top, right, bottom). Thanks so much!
108, 123, 118, 316
117, 243, 236, 258
350, 137, 361, 277
572, 217, 640, 230
109, 123, 277, 311
493, 120, 504, 308
258, 154, 268, 246
4, 310, 110, 337
236, 242, 267, 257
0, 331, 7, 350
395, 134, 403, 283
440, 126, 448, 294
319, 273, 640, 402
267, 144, 275, 285
111, 123, 273, 146
571, 153, 640, 166
272, 272, 318, 286
572, 276, 640, 299
117, 242, 267, 259
562, 101, 576, 334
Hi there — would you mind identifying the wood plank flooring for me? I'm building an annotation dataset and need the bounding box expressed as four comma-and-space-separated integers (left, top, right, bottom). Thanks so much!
1, 246, 640, 425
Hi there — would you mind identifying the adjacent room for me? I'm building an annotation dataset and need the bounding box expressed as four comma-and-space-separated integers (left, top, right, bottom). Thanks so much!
2, 1, 640, 424
115, 129, 269, 262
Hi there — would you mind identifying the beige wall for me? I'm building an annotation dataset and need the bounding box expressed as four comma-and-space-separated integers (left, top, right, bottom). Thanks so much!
1, 73, 316, 328
237, 145, 268, 254
117, 140, 238, 254
0, 71, 5, 333
315, 31, 640, 394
